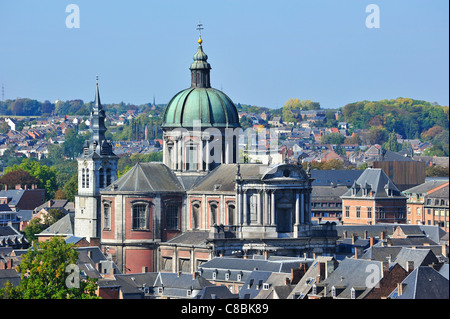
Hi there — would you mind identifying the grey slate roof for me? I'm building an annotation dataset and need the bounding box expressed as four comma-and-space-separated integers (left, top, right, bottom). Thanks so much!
341, 168, 405, 199
360, 246, 403, 262
402, 180, 448, 195
239, 270, 273, 299
102, 162, 184, 194
0, 269, 21, 289
388, 266, 449, 299
288, 256, 336, 299
154, 272, 215, 299
37, 212, 74, 237
194, 285, 239, 299
310, 170, 363, 187
393, 247, 439, 269
316, 258, 384, 299
336, 224, 446, 244
165, 231, 210, 247
199, 257, 307, 274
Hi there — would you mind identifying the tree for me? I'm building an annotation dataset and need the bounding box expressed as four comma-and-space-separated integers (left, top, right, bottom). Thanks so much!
384, 131, 401, 152
0, 237, 100, 299
0, 169, 40, 189
4, 158, 58, 200
321, 133, 345, 145
62, 174, 78, 202
63, 128, 85, 159
22, 208, 66, 242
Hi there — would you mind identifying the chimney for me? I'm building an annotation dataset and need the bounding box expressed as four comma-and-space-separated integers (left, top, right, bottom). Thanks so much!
397, 283, 406, 296
380, 231, 385, 240
354, 247, 359, 259
48, 200, 52, 208
352, 233, 357, 245
382, 261, 389, 275
364, 230, 368, 239
15, 184, 21, 190
192, 271, 199, 280
317, 262, 326, 282
4, 185, 7, 191
177, 271, 182, 277
370, 237, 375, 247
442, 244, 448, 258
284, 277, 291, 285
406, 261, 414, 273
343, 230, 348, 239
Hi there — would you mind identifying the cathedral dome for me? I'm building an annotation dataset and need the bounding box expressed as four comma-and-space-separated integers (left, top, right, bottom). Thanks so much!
162, 87, 240, 128
162, 37, 240, 129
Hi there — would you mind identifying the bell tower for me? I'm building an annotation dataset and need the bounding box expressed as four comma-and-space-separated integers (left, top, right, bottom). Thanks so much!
74, 77, 118, 239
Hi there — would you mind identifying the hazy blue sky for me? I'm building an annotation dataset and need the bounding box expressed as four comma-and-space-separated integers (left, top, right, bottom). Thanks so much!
0, 0, 448, 109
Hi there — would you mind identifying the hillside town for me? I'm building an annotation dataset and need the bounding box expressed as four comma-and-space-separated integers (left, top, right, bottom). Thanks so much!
1, 51, 448, 301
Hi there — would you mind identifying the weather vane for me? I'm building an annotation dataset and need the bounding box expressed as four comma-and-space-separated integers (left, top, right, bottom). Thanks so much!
196, 21, 204, 38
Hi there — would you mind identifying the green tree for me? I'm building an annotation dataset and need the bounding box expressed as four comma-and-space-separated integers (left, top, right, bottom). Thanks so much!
0, 237, 100, 299
4, 158, 58, 200
62, 174, 78, 202
321, 133, 345, 145
384, 131, 401, 152
63, 128, 85, 159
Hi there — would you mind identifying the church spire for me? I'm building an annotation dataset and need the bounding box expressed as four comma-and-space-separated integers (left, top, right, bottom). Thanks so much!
94, 75, 101, 110
82, 76, 115, 157
190, 22, 211, 88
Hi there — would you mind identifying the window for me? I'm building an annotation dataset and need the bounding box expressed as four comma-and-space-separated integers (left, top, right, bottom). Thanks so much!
356, 207, 361, 218
82, 169, 86, 188
192, 202, 201, 230
132, 203, 148, 230
367, 207, 372, 219
312, 284, 317, 295
331, 286, 336, 298
162, 257, 172, 272
210, 203, 218, 226
237, 273, 242, 281
416, 208, 421, 216
263, 283, 270, 290
85, 169, 90, 188
106, 168, 112, 186
103, 204, 111, 230
345, 206, 350, 218
350, 287, 356, 299
228, 204, 235, 225
99, 168, 104, 188
212, 271, 217, 280
225, 273, 230, 281
408, 207, 411, 215
165, 204, 179, 230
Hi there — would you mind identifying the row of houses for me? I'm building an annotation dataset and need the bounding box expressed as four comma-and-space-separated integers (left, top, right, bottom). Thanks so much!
1, 222, 447, 299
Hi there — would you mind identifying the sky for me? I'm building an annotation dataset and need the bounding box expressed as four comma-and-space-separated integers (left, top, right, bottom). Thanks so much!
0, 0, 448, 109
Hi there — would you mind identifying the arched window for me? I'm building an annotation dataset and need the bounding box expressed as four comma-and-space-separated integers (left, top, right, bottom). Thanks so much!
132, 203, 148, 230
103, 203, 111, 230
227, 203, 235, 225
210, 202, 218, 226
192, 203, 201, 230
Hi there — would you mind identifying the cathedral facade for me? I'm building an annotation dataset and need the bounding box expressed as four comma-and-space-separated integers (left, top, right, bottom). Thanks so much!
74, 34, 338, 274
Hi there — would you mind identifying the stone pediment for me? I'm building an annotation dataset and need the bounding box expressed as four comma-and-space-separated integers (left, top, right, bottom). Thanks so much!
261, 163, 309, 182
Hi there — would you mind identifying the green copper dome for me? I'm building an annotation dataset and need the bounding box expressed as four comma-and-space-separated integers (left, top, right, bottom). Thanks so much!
162, 38, 240, 129
162, 87, 240, 128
